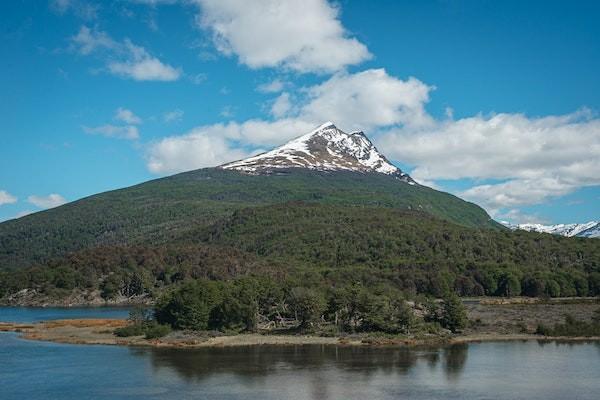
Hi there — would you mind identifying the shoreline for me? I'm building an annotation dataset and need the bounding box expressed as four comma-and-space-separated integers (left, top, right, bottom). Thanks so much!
2, 319, 599, 349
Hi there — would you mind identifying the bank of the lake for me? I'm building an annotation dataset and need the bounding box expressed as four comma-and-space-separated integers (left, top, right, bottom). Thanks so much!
2, 298, 600, 348
2, 317, 600, 349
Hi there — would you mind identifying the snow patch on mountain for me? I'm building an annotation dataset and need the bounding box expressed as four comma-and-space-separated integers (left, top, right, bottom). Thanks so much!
503, 221, 600, 238
220, 122, 414, 183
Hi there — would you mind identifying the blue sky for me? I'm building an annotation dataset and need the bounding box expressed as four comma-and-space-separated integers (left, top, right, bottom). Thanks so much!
1, 0, 599, 224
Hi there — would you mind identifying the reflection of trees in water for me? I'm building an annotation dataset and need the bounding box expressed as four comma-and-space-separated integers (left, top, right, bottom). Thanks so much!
133, 344, 469, 389
443, 344, 468, 380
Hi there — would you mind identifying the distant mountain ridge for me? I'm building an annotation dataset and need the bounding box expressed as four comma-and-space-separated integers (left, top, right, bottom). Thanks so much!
504, 221, 600, 238
221, 122, 414, 183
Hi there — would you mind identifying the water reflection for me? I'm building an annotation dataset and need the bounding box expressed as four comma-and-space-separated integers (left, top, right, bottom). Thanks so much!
443, 344, 468, 380
141, 343, 468, 384
4, 331, 600, 400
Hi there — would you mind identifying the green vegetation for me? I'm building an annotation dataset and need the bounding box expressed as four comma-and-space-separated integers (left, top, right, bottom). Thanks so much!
152, 277, 423, 334
536, 310, 600, 337
114, 307, 171, 338
0, 169, 599, 310
440, 293, 468, 333
1, 202, 599, 303
0, 168, 498, 270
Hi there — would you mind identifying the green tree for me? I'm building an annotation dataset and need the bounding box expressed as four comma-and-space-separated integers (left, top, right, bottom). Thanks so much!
328, 284, 362, 331
210, 279, 259, 332
289, 287, 326, 329
498, 272, 521, 297
155, 280, 221, 330
441, 293, 467, 333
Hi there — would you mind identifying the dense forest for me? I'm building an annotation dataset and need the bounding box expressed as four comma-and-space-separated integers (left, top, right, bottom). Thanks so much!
1, 203, 599, 304
0, 168, 497, 269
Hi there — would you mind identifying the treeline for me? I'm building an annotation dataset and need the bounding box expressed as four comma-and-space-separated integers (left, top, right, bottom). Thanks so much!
152, 277, 467, 334
199, 204, 600, 298
0, 243, 267, 300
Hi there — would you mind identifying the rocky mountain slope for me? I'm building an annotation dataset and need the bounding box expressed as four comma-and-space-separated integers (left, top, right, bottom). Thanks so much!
221, 122, 414, 183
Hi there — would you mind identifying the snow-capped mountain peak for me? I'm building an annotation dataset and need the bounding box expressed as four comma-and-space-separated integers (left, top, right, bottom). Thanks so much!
220, 122, 414, 183
503, 221, 600, 238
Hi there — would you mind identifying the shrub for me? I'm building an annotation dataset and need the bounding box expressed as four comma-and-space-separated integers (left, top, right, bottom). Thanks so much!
144, 322, 171, 339
114, 324, 144, 337
535, 323, 550, 336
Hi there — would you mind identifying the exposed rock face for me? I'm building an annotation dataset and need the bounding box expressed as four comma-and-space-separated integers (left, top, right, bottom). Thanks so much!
220, 122, 415, 183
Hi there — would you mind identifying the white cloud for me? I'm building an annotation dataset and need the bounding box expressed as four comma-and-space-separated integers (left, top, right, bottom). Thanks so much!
146, 128, 254, 173
83, 124, 140, 140
379, 109, 600, 211
194, 0, 371, 73
460, 178, 575, 211
71, 26, 116, 55
301, 69, 433, 131
144, 66, 600, 219
495, 209, 550, 225
257, 79, 286, 93
27, 194, 67, 209
107, 40, 181, 81
163, 109, 184, 122
145, 69, 431, 173
71, 26, 181, 81
270, 92, 292, 118
0, 190, 17, 206
115, 107, 142, 124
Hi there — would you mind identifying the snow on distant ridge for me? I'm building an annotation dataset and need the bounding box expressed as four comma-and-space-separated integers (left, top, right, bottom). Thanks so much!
220, 122, 414, 183
503, 221, 600, 238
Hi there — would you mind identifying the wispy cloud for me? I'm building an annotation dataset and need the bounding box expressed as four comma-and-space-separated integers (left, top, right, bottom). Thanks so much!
220, 106, 235, 118
163, 109, 184, 123
190, 73, 207, 85
83, 124, 140, 140
0, 190, 17, 206
115, 107, 142, 124
13, 210, 34, 219
257, 79, 287, 93
28, 194, 67, 209
50, 0, 99, 20
70, 26, 181, 81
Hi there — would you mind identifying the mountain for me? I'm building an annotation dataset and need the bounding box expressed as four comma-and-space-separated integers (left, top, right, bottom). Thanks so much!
507, 221, 600, 238
2, 122, 600, 304
221, 122, 414, 183
0, 122, 498, 270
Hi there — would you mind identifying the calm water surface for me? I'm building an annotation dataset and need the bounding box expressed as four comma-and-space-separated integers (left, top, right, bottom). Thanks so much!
1, 308, 599, 400
0, 306, 131, 323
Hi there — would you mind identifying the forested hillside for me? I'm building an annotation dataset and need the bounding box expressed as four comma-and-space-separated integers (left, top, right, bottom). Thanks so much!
0, 168, 497, 269
2, 202, 599, 303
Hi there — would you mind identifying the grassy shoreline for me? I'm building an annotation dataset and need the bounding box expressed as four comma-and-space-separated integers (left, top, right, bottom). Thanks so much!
2, 318, 600, 349
2, 298, 598, 348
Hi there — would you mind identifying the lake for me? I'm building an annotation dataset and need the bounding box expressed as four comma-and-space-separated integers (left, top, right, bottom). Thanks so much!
1, 307, 600, 400
0, 306, 132, 323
